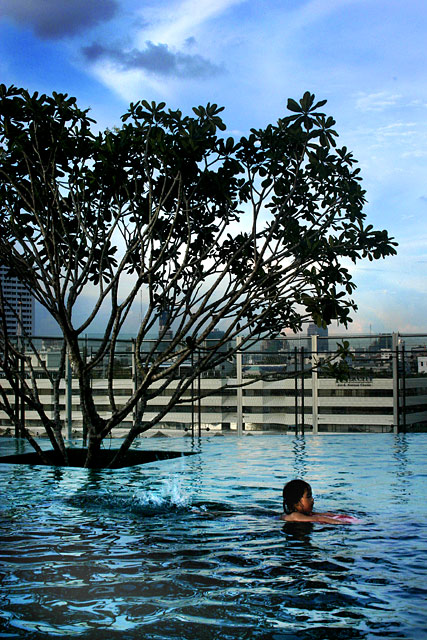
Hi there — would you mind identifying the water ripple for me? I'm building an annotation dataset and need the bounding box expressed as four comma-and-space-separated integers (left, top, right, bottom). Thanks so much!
1, 434, 426, 639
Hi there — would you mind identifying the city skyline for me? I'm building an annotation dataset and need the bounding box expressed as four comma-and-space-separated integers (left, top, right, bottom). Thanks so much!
1, 0, 426, 336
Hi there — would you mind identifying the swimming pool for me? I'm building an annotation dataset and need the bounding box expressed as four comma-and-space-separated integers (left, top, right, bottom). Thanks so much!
0, 434, 426, 639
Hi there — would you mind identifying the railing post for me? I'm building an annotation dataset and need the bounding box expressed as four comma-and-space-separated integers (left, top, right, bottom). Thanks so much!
65, 347, 72, 440
19, 350, 25, 434
294, 347, 298, 435
301, 346, 305, 435
401, 344, 407, 433
197, 347, 202, 438
236, 336, 243, 435
131, 339, 137, 424
311, 335, 318, 434
392, 332, 399, 434
14, 304, 23, 438
82, 337, 89, 446
191, 350, 195, 438
13, 349, 19, 437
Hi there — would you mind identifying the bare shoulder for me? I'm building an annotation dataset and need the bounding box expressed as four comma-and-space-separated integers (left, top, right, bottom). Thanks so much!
281, 512, 316, 523
281, 512, 343, 524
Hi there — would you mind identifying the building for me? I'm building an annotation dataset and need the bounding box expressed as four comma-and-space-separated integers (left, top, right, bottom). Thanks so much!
419, 357, 427, 374
0, 265, 35, 336
307, 322, 328, 352
1, 332, 426, 435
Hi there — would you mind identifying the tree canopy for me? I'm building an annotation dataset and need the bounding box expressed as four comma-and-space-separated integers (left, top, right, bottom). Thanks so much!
0, 85, 397, 466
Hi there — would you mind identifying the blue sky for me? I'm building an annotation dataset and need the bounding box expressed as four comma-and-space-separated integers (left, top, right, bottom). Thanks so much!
1, 0, 426, 335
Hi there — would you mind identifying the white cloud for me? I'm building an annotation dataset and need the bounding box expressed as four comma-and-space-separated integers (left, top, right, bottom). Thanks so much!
407, 99, 427, 108
80, 0, 242, 102
283, 0, 367, 32
92, 60, 175, 102
355, 92, 403, 112
136, 0, 246, 48
401, 149, 427, 158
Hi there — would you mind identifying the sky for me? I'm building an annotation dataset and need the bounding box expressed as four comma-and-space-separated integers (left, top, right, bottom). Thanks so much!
1, 0, 426, 337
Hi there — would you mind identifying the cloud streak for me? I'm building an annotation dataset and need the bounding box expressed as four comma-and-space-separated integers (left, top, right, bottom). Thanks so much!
83, 41, 224, 78
138, 0, 247, 48
1, 0, 118, 39
355, 92, 403, 112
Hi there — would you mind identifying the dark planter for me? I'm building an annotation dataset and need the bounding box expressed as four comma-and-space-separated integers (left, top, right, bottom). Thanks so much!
0, 448, 195, 469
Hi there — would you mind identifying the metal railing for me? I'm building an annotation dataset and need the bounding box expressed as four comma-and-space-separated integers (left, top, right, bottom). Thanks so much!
1, 332, 427, 435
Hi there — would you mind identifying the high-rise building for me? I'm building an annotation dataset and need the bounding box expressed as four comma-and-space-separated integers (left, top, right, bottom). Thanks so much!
157, 308, 174, 354
159, 308, 173, 342
307, 322, 328, 352
0, 266, 35, 336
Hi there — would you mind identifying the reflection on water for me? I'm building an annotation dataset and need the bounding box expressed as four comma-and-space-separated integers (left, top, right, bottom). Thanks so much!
0, 434, 426, 639
292, 435, 307, 479
281, 520, 314, 543
393, 433, 410, 476
13, 438, 26, 456
392, 434, 412, 506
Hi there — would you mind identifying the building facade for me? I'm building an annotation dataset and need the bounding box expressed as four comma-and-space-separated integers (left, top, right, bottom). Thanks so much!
1, 333, 426, 436
0, 266, 35, 336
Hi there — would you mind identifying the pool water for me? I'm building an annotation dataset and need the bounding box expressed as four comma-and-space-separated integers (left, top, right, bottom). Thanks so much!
0, 434, 426, 639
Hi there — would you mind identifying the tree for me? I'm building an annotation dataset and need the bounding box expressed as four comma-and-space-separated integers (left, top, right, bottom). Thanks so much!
0, 85, 397, 467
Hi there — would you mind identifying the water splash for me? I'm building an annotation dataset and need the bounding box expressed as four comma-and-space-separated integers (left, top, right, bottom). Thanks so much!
67, 478, 192, 517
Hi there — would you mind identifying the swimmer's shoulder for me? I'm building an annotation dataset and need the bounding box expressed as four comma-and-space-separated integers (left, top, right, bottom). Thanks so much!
280, 512, 314, 522
280, 511, 355, 524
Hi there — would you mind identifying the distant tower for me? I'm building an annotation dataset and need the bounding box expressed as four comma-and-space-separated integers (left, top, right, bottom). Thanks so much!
0, 266, 35, 336
307, 322, 328, 352
159, 308, 173, 342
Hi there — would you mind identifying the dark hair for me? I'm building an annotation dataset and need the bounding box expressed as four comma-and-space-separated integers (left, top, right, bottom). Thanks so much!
282, 479, 311, 514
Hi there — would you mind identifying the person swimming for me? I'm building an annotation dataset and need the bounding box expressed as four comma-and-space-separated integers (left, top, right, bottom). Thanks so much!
281, 479, 359, 524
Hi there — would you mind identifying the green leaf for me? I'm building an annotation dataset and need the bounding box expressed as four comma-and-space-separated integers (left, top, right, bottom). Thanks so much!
312, 99, 327, 110
287, 98, 302, 113
300, 91, 314, 111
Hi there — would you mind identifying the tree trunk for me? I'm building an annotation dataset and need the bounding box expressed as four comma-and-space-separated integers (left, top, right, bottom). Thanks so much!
107, 427, 139, 468
84, 433, 102, 468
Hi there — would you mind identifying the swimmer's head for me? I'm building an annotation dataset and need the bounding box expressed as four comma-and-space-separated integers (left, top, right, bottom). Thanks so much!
282, 479, 312, 514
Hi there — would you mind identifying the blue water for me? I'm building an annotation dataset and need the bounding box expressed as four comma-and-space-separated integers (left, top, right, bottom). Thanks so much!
0, 434, 426, 639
